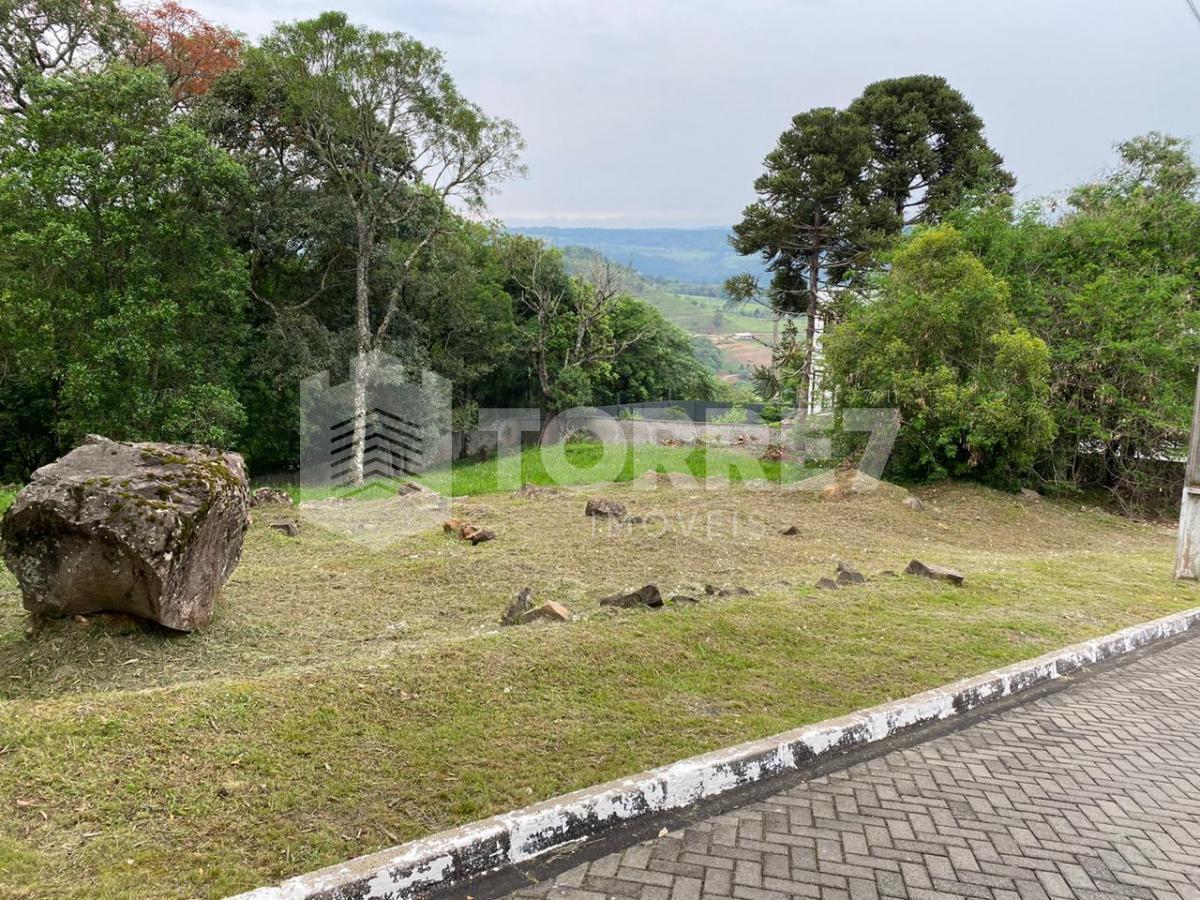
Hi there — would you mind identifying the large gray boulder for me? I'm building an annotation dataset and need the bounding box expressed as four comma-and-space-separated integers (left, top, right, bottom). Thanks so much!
0, 435, 250, 631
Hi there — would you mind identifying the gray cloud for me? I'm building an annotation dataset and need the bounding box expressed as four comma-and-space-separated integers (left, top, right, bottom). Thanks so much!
190, 0, 1200, 226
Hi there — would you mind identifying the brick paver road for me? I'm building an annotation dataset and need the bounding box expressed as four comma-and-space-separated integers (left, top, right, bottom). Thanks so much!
506, 637, 1200, 900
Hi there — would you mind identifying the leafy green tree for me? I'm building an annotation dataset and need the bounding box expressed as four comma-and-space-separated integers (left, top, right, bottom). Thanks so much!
206, 12, 522, 483
848, 74, 1014, 226
399, 220, 518, 425
0, 65, 249, 467
689, 336, 723, 374
504, 237, 623, 411
0, 0, 132, 115
955, 133, 1200, 509
824, 226, 1055, 487
600, 296, 718, 404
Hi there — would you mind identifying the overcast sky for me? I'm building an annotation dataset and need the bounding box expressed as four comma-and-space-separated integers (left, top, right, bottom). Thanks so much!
187, 0, 1200, 227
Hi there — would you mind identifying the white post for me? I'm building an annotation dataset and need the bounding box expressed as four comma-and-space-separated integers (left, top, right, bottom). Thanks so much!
1174, 365, 1200, 579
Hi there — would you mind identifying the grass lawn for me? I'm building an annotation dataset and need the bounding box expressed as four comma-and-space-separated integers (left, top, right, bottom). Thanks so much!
272, 441, 821, 503
0, 454, 1196, 898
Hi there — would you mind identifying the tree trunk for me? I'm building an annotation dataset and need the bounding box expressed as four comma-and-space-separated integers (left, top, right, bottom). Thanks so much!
535, 308, 554, 414
799, 209, 821, 420
350, 210, 374, 486
536, 351, 552, 408
351, 351, 369, 486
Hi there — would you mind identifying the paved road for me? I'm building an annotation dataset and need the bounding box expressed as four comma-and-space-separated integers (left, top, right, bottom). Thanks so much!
506, 637, 1200, 900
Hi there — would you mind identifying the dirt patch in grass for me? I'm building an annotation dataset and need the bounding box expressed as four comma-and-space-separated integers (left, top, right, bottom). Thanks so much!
0, 476, 1196, 898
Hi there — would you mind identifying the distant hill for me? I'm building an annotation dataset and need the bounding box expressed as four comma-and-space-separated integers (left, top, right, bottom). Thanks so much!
553, 244, 773, 387
512, 225, 766, 286
556, 245, 772, 335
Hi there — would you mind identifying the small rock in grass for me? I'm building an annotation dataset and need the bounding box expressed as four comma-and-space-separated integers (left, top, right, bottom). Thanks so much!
878, 569, 898, 577
1020, 488, 1043, 503
585, 498, 627, 518
600, 583, 663, 609
501, 587, 534, 626
396, 481, 432, 496
460, 524, 495, 545
835, 561, 866, 585
520, 601, 570, 624
269, 521, 301, 537
445, 519, 495, 545
905, 559, 965, 585
703, 584, 752, 597
251, 487, 292, 508
903, 496, 924, 511
621, 514, 664, 525
669, 594, 699, 605
513, 483, 560, 499
816, 577, 839, 590
760, 445, 785, 463
820, 482, 846, 501
780, 525, 801, 536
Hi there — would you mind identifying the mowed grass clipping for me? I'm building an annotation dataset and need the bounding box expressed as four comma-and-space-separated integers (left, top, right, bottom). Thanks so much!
0, 462, 1197, 898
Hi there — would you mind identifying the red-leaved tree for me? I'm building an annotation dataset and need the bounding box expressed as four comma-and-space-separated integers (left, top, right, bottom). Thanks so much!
128, 1, 240, 106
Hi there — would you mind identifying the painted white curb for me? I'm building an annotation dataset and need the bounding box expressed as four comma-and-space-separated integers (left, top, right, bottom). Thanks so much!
230, 606, 1200, 900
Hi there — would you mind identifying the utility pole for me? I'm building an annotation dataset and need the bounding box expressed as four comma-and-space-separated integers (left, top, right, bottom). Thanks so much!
1174, 364, 1200, 578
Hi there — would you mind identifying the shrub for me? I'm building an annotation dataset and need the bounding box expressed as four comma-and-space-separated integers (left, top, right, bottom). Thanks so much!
824, 226, 1055, 488
713, 405, 749, 425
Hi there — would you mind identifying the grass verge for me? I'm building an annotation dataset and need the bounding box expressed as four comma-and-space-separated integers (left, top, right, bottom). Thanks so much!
0, 475, 1195, 898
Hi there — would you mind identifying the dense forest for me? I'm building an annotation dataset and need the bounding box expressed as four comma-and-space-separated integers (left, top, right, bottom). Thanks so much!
0, 2, 721, 482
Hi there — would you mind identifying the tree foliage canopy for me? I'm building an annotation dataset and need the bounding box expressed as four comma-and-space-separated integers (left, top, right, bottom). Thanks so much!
950, 133, 1200, 508
729, 75, 1013, 410
847, 74, 1015, 227
824, 226, 1054, 488
0, 0, 132, 115
128, 0, 241, 107
0, 64, 249, 475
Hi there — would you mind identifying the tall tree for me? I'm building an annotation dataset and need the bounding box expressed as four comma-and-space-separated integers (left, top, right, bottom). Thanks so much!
206, 12, 523, 484
729, 75, 1013, 414
848, 74, 1014, 227
504, 239, 647, 412
0, 0, 131, 115
727, 107, 884, 414
601, 295, 718, 405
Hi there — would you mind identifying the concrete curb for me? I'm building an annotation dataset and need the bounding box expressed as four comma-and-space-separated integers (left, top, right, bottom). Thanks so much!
231, 606, 1200, 900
